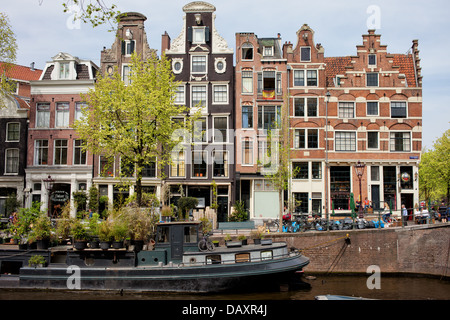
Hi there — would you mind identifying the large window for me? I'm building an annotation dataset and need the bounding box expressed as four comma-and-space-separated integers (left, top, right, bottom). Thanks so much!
142, 157, 157, 178
36, 103, 50, 128
293, 192, 308, 214
34, 139, 48, 165
192, 151, 207, 178
191, 85, 207, 109
54, 139, 68, 165
335, 132, 356, 151
213, 117, 227, 143
293, 70, 317, 87
75, 102, 87, 121
294, 97, 317, 117
59, 62, 70, 79
257, 105, 281, 130
122, 65, 131, 85
241, 43, 253, 60
55, 102, 70, 128
367, 132, 378, 149
367, 101, 378, 116
191, 56, 207, 73
294, 129, 318, 149
338, 102, 355, 118
366, 73, 378, 87
175, 85, 185, 104
6, 123, 20, 142
242, 138, 253, 165
312, 162, 322, 179
390, 132, 411, 152
170, 151, 185, 177
213, 85, 228, 104
193, 117, 207, 143
99, 156, 114, 177
241, 106, 253, 129
391, 102, 407, 118
74, 140, 86, 165
5, 149, 19, 174
213, 151, 228, 177
242, 70, 253, 93
192, 27, 206, 44
293, 162, 308, 179
330, 166, 351, 210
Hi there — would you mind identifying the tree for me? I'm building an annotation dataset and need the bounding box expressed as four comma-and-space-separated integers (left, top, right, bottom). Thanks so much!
74, 52, 196, 207
432, 128, 450, 203
62, 0, 120, 29
0, 12, 18, 109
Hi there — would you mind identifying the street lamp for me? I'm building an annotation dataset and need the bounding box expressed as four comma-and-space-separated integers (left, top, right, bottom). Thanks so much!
355, 161, 366, 218
43, 175, 55, 217
325, 91, 331, 230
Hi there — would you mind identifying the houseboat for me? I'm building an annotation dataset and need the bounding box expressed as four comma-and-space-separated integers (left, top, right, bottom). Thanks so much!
0, 221, 309, 293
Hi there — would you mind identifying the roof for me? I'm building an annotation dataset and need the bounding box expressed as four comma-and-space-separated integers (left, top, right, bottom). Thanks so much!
324, 56, 352, 87
392, 54, 417, 87
0, 62, 42, 82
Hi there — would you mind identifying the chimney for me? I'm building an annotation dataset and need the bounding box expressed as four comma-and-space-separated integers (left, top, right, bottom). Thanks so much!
161, 31, 171, 53
30, 62, 35, 71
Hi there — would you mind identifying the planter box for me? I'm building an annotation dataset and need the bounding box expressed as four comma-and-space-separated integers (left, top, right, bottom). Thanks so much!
261, 239, 273, 246
226, 241, 242, 248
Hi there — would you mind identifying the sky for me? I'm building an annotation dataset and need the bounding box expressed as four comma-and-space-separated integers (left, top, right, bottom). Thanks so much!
3, 0, 449, 149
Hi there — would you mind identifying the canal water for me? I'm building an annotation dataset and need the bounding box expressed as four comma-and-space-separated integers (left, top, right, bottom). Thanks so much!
1, 274, 448, 300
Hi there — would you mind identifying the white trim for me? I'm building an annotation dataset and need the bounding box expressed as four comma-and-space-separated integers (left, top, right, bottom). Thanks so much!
5, 122, 20, 142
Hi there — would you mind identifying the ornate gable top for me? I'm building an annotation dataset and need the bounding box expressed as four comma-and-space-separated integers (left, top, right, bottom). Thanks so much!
183, 1, 216, 13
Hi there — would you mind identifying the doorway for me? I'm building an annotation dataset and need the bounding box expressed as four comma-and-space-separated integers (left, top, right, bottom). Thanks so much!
217, 196, 228, 222
371, 185, 380, 209
400, 194, 414, 220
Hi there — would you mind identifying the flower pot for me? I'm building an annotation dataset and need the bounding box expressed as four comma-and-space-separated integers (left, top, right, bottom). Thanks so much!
261, 238, 272, 246
133, 240, 144, 252
37, 239, 49, 250
74, 240, 87, 250
240, 239, 248, 245
100, 241, 111, 250
90, 239, 100, 249
253, 238, 262, 245
28, 242, 37, 250
112, 241, 123, 249
19, 243, 28, 250
212, 241, 219, 247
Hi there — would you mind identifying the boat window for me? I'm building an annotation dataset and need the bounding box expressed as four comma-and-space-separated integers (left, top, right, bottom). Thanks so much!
184, 226, 197, 243
158, 226, 170, 243
261, 250, 273, 261
235, 253, 250, 263
206, 255, 221, 265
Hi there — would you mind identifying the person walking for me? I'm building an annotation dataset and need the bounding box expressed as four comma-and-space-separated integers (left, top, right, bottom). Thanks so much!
402, 204, 408, 227
438, 202, 447, 223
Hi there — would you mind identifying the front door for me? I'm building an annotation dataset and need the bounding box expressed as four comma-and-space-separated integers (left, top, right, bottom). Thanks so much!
371, 185, 380, 210
217, 196, 228, 222
170, 225, 184, 260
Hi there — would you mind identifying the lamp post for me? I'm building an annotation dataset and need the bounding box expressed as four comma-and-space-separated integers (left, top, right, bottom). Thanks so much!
43, 175, 55, 217
355, 161, 366, 218
325, 91, 331, 230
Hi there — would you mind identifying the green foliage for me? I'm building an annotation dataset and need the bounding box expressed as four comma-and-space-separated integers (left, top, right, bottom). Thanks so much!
62, 0, 121, 30
28, 255, 46, 267
124, 206, 159, 240
55, 202, 74, 241
0, 12, 18, 109
98, 220, 112, 242
125, 192, 160, 208
177, 197, 198, 220
88, 186, 99, 212
71, 219, 89, 241
199, 217, 212, 235
10, 202, 42, 242
32, 213, 53, 240
72, 191, 88, 212
229, 200, 248, 222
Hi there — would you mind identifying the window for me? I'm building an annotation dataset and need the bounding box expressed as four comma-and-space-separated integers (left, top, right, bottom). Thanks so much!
330, 166, 351, 210
59, 62, 70, 79
142, 157, 157, 178
294, 70, 304, 86
371, 166, 380, 181
54, 139, 68, 165
213, 85, 228, 104
367, 101, 378, 116
193, 117, 207, 143
191, 85, 207, 109
335, 132, 356, 151
368, 54, 376, 66
235, 253, 250, 263
213, 117, 227, 143
338, 102, 355, 118
293, 192, 308, 214
34, 140, 48, 165
213, 151, 228, 177
312, 162, 322, 179
75, 102, 87, 122
36, 103, 50, 128
175, 85, 185, 104
99, 156, 114, 177
258, 71, 277, 97
390, 132, 411, 152
367, 132, 378, 149
5, 149, 19, 174
6, 123, 19, 141
261, 250, 273, 261
263, 46, 273, 56
121, 40, 135, 55
294, 98, 317, 117
307, 70, 318, 86
55, 102, 70, 128
242, 138, 253, 165
120, 156, 135, 177
122, 65, 131, 85
293, 162, 308, 179
242, 43, 253, 60
191, 56, 207, 73
294, 129, 318, 149
192, 151, 207, 178
294, 70, 317, 86
206, 255, 221, 265
74, 140, 86, 165
192, 27, 206, 44
170, 151, 185, 177
366, 73, 378, 87
242, 106, 253, 129
242, 70, 253, 93
257, 105, 281, 130
301, 47, 311, 61
391, 102, 407, 118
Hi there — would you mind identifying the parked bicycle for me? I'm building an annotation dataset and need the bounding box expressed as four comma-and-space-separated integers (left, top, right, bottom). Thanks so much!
198, 233, 214, 252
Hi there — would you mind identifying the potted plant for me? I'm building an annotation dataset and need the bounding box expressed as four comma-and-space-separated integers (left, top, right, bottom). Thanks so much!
111, 218, 128, 249
126, 206, 158, 251
161, 205, 174, 222
71, 219, 89, 250
177, 197, 198, 221
88, 212, 100, 248
55, 203, 73, 245
32, 213, 53, 249
98, 220, 112, 250
250, 226, 265, 245
28, 254, 47, 268
238, 234, 248, 245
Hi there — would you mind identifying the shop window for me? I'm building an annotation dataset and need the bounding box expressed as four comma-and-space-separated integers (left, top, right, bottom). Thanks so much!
330, 166, 351, 210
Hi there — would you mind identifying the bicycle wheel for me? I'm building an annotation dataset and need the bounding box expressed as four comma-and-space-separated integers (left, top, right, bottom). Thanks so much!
205, 239, 214, 251
268, 220, 279, 232
198, 239, 208, 251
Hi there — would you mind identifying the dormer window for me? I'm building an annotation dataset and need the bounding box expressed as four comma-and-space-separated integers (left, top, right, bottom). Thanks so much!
300, 47, 311, 62
59, 63, 70, 79
263, 46, 273, 57
188, 26, 210, 44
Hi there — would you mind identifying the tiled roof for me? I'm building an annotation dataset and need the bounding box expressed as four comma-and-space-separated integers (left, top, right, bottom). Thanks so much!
324, 56, 352, 87
392, 54, 416, 87
0, 62, 42, 81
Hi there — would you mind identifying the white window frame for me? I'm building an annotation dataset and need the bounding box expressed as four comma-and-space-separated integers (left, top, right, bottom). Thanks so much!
59, 62, 70, 79
263, 46, 273, 56
6, 122, 20, 142
212, 84, 228, 104
294, 128, 319, 149
367, 131, 379, 150
389, 132, 411, 152
124, 40, 135, 56
5, 148, 19, 174
54, 139, 68, 165
34, 139, 49, 166
192, 27, 206, 44
300, 46, 311, 62
366, 72, 379, 87
335, 131, 357, 152
73, 139, 87, 165
213, 115, 228, 143
293, 97, 318, 117
213, 150, 229, 178
170, 150, 186, 178
241, 137, 254, 166
36, 103, 50, 128
390, 101, 408, 119
191, 55, 207, 74
368, 54, 377, 67
174, 84, 186, 105
191, 84, 207, 111
192, 150, 208, 179
338, 102, 355, 119
192, 116, 208, 143
122, 64, 131, 85
366, 101, 379, 116
55, 102, 70, 128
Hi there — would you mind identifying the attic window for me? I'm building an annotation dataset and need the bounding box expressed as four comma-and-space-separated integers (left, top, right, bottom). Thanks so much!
59, 63, 70, 79
368, 54, 376, 66
263, 46, 273, 56
242, 43, 253, 60
121, 40, 135, 56
300, 47, 311, 62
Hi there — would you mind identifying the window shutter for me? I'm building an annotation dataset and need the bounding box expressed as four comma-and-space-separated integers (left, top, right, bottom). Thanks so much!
205, 26, 210, 42
130, 40, 135, 54
187, 27, 192, 42
121, 41, 126, 55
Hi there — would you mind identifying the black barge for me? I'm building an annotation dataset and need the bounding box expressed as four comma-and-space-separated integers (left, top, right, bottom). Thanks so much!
0, 221, 309, 293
